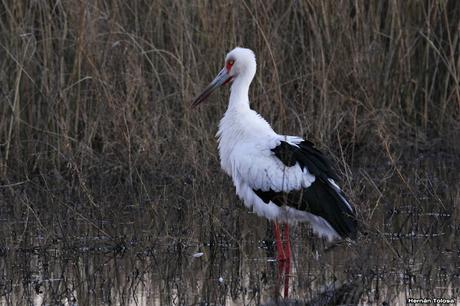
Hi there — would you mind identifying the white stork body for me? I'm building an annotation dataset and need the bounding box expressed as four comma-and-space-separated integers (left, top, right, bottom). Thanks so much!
193, 47, 357, 243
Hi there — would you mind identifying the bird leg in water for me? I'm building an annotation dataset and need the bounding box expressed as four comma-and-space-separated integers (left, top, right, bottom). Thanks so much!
273, 222, 291, 298
274, 257, 291, 299
274, 223, 292, 262
274, 222, 286, 261
282, 224, 291, 297
283, 224, 291, 260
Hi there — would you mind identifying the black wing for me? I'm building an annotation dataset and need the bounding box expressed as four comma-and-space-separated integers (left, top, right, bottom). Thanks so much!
254, 140, 357, 240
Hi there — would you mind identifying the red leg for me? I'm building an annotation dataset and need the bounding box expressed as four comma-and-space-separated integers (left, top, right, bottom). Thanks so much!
274, 223, 292, 298
282, 224, 291, 298
283, 224, 291, 261
274, 222, 286, 261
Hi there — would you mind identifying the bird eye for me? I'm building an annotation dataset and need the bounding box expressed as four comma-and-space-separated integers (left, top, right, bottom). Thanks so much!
226, 60, 235, 71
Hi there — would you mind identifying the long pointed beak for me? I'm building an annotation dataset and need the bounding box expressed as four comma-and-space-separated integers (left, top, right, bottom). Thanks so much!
192, 68, 231, 108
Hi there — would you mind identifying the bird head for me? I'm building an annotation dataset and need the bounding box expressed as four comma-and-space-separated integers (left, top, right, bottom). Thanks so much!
192, 47, 256, 107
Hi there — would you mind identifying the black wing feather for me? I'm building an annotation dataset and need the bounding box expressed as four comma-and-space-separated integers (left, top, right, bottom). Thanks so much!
272, 141, 338, 180
255, 140, 357, 240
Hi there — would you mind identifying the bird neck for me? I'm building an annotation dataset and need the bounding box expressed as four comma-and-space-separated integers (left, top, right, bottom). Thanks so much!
228, 76, 251, 111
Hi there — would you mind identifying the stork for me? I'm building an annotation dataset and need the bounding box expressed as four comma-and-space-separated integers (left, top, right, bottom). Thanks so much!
192, 47, 357, 262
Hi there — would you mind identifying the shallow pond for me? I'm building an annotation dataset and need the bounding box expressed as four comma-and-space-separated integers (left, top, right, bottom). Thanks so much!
0, 155, 459, 305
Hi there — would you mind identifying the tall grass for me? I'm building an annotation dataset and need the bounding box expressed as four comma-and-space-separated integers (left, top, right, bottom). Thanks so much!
0, 0, 459, 243
0, 1, 459, 304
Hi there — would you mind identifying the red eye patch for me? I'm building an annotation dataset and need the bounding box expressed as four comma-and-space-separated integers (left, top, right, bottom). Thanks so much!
226, 60, 235, 71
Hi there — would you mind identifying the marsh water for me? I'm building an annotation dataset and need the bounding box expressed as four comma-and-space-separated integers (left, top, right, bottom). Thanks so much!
1, 153, 459, 305
2, 0, 460, 304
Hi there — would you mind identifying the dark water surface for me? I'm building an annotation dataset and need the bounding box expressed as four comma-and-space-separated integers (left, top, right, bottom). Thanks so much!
0, 228, 458, 305
1, 156, 459, 305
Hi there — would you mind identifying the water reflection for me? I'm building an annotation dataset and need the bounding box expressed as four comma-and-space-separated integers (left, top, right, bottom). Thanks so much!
0, 222, 458, 305
1, 157, 459, 305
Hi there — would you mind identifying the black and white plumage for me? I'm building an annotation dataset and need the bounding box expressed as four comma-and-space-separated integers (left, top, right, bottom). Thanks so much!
192, 47, 357, 241
254, 140, 357, 240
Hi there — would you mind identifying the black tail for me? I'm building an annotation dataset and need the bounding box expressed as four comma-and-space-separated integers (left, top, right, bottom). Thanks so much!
269, 139, 358, 239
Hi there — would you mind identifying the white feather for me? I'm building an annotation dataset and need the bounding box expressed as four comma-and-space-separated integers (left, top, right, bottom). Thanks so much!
215, 47, 342, 241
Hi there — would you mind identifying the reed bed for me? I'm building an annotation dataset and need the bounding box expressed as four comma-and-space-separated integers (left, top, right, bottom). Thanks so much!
0, 1, 459, 304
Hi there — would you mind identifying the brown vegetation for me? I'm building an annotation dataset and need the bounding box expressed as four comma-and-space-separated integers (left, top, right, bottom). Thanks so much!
0, 1, 459, 304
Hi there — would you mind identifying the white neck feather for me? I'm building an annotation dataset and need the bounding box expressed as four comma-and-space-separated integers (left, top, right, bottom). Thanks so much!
227, 62, 256, 111
228, 78, 250, 110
